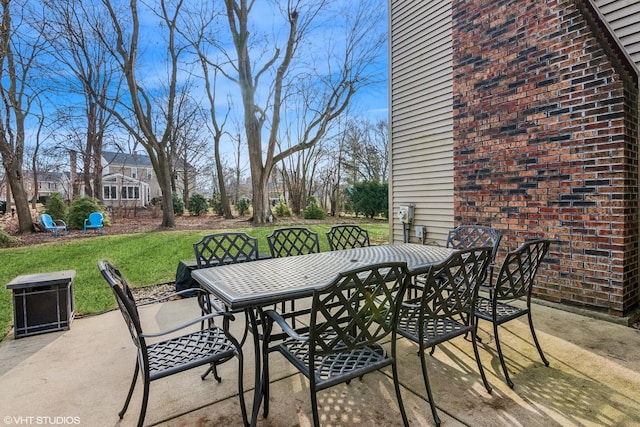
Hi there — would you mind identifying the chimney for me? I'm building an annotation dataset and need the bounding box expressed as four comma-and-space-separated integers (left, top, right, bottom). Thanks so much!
69, 150, 77, 199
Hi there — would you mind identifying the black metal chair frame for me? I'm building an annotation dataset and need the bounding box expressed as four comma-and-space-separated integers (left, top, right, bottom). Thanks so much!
396, 247, 493, 427
193, 232, 260, 268
98, 260, 248, 427
266, 227, 320, 257
326, 224, 370, 251
447, 225, 502, 290
474, 239, 551, 388
266, 227, 321, 332
193, 231, 263, 350
260, 262, 411, 427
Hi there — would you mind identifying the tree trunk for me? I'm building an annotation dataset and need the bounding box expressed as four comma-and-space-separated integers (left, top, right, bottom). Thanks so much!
4, 161, 33, 233
154, 153, 176, 228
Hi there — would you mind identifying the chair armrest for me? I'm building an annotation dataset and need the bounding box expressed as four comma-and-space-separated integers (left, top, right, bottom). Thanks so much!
135, 287, 209, 306
55, 219, 67, 227
140, 311, 232, 339
263, 309, 308, 342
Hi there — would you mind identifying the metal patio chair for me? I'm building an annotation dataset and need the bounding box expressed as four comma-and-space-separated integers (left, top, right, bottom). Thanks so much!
266, 227, 321, 330
260, 262, 411, 427
193, 232, 260, 268
83, 211, 104, 234
98, 260, 248, 427
447, 225, 502, 290
326, 224, 370, 251
396, 247, 493, 427
474, 239, 552, 388
193, 231, 262, 367
39, 213, 67, 237
266, 226, 320, 257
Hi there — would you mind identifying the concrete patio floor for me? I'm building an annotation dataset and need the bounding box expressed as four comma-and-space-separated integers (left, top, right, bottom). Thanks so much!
1, 296, 639, 427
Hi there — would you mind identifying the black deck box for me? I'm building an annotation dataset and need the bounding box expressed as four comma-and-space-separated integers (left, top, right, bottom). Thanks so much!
7, 270, 76, 338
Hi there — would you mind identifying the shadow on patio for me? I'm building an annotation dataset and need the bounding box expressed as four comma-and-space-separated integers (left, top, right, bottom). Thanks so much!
1, 297, 639, 426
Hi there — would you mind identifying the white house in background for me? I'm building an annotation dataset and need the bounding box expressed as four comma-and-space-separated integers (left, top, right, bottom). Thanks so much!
100, 151, 196, 209
100, 151, 156, 208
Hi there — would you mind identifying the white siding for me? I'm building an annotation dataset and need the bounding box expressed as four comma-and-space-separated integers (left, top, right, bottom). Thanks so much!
389, 0, 454, 244
595, 0, 640, 68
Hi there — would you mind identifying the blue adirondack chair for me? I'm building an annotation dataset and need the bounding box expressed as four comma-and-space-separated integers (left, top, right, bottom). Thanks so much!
84, 212, 104, 234
40, 213, 67, 237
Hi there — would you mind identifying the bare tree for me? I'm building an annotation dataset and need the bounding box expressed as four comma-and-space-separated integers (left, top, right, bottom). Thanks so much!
43, 0, 120, 201
95, 0, 196, 227
0, 0, 46, 233
342, 118, 388, 183
217, 0, 385, 223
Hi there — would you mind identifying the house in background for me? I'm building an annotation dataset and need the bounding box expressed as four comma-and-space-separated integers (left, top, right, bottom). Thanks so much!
34, 172, 71, 202
99, 151, 197, 209
389, 0, 639, 320
101, 151, 154, 208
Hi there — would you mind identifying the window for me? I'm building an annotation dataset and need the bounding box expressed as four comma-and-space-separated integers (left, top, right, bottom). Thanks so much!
147, 168, 152, 180
131, 168, 137, 179
121, 186, 140, 200
103, 186, 118, 200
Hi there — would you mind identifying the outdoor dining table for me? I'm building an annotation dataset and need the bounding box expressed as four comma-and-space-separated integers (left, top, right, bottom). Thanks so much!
191, 242, 456, 426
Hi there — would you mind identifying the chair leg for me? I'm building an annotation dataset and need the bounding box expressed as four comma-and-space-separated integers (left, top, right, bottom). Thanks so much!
201, 363, 222, 381
470, 324, 492, 393
310, 386, 321, 427
419, 348, 441, 427
136, 375, 151, 427
119, 361, 139, 419
391, 359, 409, 426
493, 322, 514, 389
527, 310, 549, 366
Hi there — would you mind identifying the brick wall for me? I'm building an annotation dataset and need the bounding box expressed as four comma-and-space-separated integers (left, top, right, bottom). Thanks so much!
452, 0, 639, 316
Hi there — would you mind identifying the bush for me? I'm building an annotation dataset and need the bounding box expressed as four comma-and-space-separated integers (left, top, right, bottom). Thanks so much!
209, 197, 224, 216
68, 197, 108, 230
45, 192, 67, 221
346, 181, 388, 219
0, 229, 19, 248
302, 196, 325, 219
172, 193, 184, 216
236, 198, 251, 216
188, 193, 209, 216
274, 199, 292, 217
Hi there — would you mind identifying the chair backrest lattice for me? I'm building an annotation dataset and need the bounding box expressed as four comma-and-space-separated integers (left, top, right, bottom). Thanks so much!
446, 226, 502, 261
310, 262, 409, 357
492, 239, 551, 301
267, 227, 320, 258
416, 247, 493, 321
326, 225, 370, 251
194, 232, 259, 268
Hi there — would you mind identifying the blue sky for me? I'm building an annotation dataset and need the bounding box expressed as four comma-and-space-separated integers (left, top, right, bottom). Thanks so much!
19, 1, 389, 173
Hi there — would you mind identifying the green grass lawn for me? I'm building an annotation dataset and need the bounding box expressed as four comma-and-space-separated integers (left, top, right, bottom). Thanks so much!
0, 222, 390, 340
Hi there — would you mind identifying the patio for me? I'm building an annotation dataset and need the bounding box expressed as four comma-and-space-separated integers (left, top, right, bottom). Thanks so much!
1, 296, 639, 426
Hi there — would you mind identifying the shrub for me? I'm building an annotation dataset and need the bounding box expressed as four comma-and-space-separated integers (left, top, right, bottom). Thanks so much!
209, 197, 224, 216
188, 193, 209, 216
68, 197, 108, 230
302, 196, 325, 219
45, 192, 67, 221
274, 199, 292, 217
236, 198, 250, 216
172, 193, 184, 216
0, 229, 19, 248
346, 181, 388, 219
